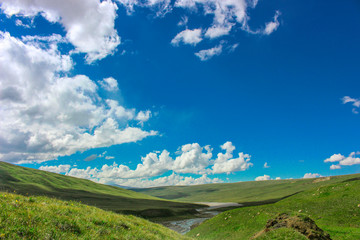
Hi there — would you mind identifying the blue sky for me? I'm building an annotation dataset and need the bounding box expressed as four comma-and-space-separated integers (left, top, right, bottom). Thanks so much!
0, 0, 360, 187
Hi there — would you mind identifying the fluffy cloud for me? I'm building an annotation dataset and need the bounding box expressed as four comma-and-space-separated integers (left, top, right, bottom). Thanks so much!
205, 24, 234, 39
117, 0, 281, 59
324, 152, 360, 169
324, 153, 345, 163
0, 32, 156, 164
330, 164, 341, 170
67, 166, 224, 188
174, 1, 281, 37
171, 28, 203, 46
103, 173, 223, 188
0, 0, 120, 63
39, 164, 71, 174
212, 142, 252, 174
255, 175, 282, 181
303, 173, 322, 179
263, 11, 281, 35
135, 110, 151, 126
175, 0, 250, 32
255, 175, 271, 181
173, 143, 213, 174
195, 45, 223, 61
49, 141, 251, 187
80, 142, 215, 179
342, 96, 360, 114
99, 77, 119, 92
263, 162, 270, 168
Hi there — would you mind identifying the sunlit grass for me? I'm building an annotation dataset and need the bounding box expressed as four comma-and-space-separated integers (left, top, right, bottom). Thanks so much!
0, 192, 191, 239
0, 162, 203, 219
187, 179, 360, 240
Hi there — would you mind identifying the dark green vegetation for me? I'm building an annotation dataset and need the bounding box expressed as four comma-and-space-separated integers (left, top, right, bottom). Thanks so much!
0, 192, 190, 239
2, 162, 360, 239
0, 162, 203, 219
187, 177, 360, 240
135, 174, 360, 204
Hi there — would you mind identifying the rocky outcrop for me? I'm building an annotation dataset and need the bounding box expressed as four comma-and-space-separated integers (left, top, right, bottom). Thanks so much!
253, 213, 332, 240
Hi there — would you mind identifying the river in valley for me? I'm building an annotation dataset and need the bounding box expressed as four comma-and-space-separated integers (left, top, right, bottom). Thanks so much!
161, 202, 242, 234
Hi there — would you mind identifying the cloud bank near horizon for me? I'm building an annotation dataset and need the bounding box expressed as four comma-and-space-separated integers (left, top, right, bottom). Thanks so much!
324, 152, 360, 170
39, 141, 252, 188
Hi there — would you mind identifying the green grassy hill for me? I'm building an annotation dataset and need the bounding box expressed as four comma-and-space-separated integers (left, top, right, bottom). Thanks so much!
0, 191, 190, 239
187, 177, 360, 240
135, 174, 360, 205
0, 162, 203, 219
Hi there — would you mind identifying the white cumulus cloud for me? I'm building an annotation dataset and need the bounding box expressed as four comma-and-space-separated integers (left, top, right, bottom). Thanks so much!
117, 0, 281, 59
99, 173, 223, 188
55, 141, 251, 187
39, 164, 71, 174
171, 28, 203, 46
0, 31, 156, 164
324, 153, 345, 163
0, 0, 120, 63
212, 142, 252, 174
205, 24, 234, 39
330, 164, 341, 170
136, 110, 152, 126
99, 77, 119, 92
255, 175, 271, 181
303, 173, 322, 179
324, 152, 360, 169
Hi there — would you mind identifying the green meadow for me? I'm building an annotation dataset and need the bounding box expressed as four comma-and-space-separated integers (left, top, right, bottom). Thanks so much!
186, 177, 360, 240
135, 174, 360, 204
1, 161, 360, 239
0, 192, 190, 240
0, 162, 203, 219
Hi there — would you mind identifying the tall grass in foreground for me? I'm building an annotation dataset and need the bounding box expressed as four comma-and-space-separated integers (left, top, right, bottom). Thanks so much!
0, 192, 190, 240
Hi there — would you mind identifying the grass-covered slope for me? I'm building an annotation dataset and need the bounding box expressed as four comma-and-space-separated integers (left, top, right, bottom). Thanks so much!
187, 178, 360, 240
0, 162, 203, 218
0, 192, 190, 239
135, 174, 360, 204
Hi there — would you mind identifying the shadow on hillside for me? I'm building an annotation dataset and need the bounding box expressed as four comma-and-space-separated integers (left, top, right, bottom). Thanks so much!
0, 183, 204, 219
238, 192, 302, 208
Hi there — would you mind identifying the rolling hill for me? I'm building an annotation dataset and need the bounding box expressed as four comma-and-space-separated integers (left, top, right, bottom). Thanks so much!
0, 162, 203, 219
135, 173, 360, 205
0, 191, 190, 239
186, 176, 360, 240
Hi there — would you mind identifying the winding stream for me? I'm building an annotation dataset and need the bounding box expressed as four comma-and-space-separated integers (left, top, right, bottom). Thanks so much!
161, 202, 242, 234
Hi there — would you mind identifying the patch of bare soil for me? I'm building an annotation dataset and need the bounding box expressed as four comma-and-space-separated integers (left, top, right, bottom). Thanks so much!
312, 177, 331, 183
253, 213, 332, 240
